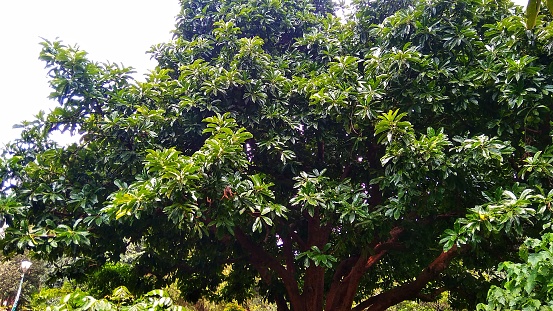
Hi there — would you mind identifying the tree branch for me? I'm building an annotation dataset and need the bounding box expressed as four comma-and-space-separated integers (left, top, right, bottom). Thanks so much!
234, 228, 304, 311
330, 256, 360, 284
352, 245, 467, 311
326, 227, 405, 311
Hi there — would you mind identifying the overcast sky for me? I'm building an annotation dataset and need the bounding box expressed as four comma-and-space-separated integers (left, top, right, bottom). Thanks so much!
0, 0, 527, 146
0, 1, 180, 145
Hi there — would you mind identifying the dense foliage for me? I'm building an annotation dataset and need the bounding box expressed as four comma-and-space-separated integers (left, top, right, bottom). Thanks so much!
84, 262, 155, 298
478, 233, 553, 310
1, 0, 553, 310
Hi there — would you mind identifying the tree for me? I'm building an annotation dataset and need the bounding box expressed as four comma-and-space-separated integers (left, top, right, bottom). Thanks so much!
1, 0, 553, 310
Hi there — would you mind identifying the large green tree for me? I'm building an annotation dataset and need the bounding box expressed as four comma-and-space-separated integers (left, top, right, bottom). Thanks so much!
1, 0, 553, 310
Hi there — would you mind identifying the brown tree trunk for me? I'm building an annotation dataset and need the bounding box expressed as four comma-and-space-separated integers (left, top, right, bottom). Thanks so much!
275, 295, 290, 311
304, 266, 326, 311
303, 208, 330, 311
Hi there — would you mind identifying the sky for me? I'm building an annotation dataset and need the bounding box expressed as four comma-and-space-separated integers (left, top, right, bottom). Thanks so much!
0, 1, 181, 145
0, 0, 527, 146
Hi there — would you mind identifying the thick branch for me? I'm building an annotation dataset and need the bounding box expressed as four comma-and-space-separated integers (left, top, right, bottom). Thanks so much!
325, 227, 405, 311
303, 208, 331, 311
234, 228, 304, 311
330, 256, 360, 285
353, 245, 466, 311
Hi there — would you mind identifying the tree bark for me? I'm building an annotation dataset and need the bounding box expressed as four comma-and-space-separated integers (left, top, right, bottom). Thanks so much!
275, 295, 291, 311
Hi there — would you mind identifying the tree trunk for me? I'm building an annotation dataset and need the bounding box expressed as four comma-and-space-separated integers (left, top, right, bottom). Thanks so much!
237, 222, 463, 311
303, 208, 330, 311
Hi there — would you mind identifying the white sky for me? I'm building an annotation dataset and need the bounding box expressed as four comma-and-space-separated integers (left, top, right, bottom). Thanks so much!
0, 1, 180, 145
0, 0, 528, 146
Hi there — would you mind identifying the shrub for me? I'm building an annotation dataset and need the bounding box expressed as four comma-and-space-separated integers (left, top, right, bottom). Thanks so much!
85, 262, 154, 298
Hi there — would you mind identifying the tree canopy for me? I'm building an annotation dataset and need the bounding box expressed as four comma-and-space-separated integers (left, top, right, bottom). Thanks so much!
2, 0, 553, 310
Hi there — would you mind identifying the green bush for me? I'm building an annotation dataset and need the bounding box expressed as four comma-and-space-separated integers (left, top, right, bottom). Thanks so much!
85, 262, 154, 298
246, 295, 277, 311
388, 292, 452, 311
478, 233, 553, 310
390, 301, 437, 311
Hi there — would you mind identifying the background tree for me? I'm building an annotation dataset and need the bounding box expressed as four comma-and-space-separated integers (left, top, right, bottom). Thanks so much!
0, 254, 44, 306
1, 0, 553, 310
